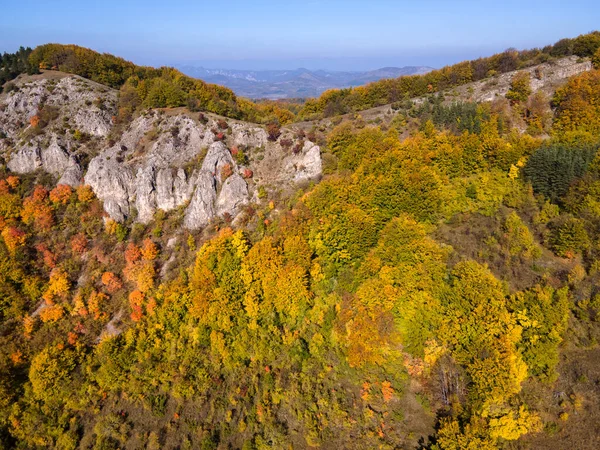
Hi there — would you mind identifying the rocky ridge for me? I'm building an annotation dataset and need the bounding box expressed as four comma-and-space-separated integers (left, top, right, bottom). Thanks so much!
0, 72, 322, 229
435, 55, 592, 104
293, 56, 593, 132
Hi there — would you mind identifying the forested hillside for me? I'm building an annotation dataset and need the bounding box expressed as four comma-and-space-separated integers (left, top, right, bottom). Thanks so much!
297, 31, 600, 120
4, 31, 600, 127
22, 44, 297, 126
1, 34, 600, 449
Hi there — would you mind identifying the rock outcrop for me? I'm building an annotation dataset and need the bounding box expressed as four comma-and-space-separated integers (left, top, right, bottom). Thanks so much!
7, 134, 83, 186
183, 171, 217, 229
81, 111, 316, 229
85, 153, 134, 221
0, 74, 116, 141
1, 72, 324, 229
288, 141, 323, 183
9, 57, 592, 231
83, 112, 253, 228
0, 73, 117, 186
413, 55, 593, 106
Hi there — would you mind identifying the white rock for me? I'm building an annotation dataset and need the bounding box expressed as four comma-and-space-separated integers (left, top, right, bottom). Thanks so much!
216, 173, 249, 217
183, 171, 217, 230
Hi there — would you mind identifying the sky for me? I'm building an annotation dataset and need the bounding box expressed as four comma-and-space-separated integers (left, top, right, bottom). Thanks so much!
1, 0, 598, 71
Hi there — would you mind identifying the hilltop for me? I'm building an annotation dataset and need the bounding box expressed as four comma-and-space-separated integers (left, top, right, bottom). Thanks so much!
296, 55, 592, 135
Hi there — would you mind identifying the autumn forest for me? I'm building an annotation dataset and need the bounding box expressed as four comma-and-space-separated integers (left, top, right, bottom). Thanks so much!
1, 31, 600, 449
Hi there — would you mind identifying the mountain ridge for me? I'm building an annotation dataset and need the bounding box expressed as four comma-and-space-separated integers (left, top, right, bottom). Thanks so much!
176, 65, 434, 99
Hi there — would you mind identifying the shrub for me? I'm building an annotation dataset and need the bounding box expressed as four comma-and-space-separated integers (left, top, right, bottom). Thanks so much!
3, 82, 17, 94
2, 226, 26, 254
76, 185, 95, 203
592, 47, 600, 70
293, 142, 304, 155
503, 211, 541, 260
49, 184, 73, 205
221, 163, 233, 181
101, 272, 123, 293
572, 31, 600, 57
29, 115, 41, 128
552, 70, 600, 143
266, 122, 281, 141
506, 72, 531, 104
73, 129, 90, 142
34, 105, 60, 129
70, 233, 88, 253
233, 147, 247, 165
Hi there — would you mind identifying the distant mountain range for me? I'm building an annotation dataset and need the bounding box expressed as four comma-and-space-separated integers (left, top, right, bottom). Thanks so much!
176, 65, 434, 99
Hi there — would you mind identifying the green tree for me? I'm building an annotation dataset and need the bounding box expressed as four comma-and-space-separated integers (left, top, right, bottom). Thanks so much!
505, 71, 531, 103
548, 216, 590, 257
522, 144, 598, 203
509, 285, 569, 381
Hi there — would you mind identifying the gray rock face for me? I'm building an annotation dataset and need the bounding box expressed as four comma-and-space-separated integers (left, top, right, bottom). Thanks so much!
7, 145, 42, 173
155, 168, 191, 211
85, 153, 134, 221
290, 141, 322, 183
0, 74, 117, 185
230, 122, 268, 148
1, 74, 325, 228
58, 163, 84, 186
202, 141, 235, 182
216, 173, 249, 216
135, 166, 157, 223
0, 75, 117, 141
7, 135, 83, 186
84, 114, 254, 228
252, 137, 323, 187
183, 171, 217, 229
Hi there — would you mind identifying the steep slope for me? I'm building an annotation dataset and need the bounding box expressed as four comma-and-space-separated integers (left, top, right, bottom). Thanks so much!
0, 72, 116, 186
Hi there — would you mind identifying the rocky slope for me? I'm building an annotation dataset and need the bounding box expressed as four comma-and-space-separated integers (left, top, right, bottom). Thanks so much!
0, 56, 591, 230
295, 55, 593, 131
0, 72, 116, 185
433, 55, 592, 103
0, 72, 322, 230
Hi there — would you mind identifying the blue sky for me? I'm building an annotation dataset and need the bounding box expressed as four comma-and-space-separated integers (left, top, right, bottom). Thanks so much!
1, 0, 598, 70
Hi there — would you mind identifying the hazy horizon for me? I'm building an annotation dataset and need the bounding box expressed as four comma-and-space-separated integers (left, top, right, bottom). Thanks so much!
2, 0, 599, 72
